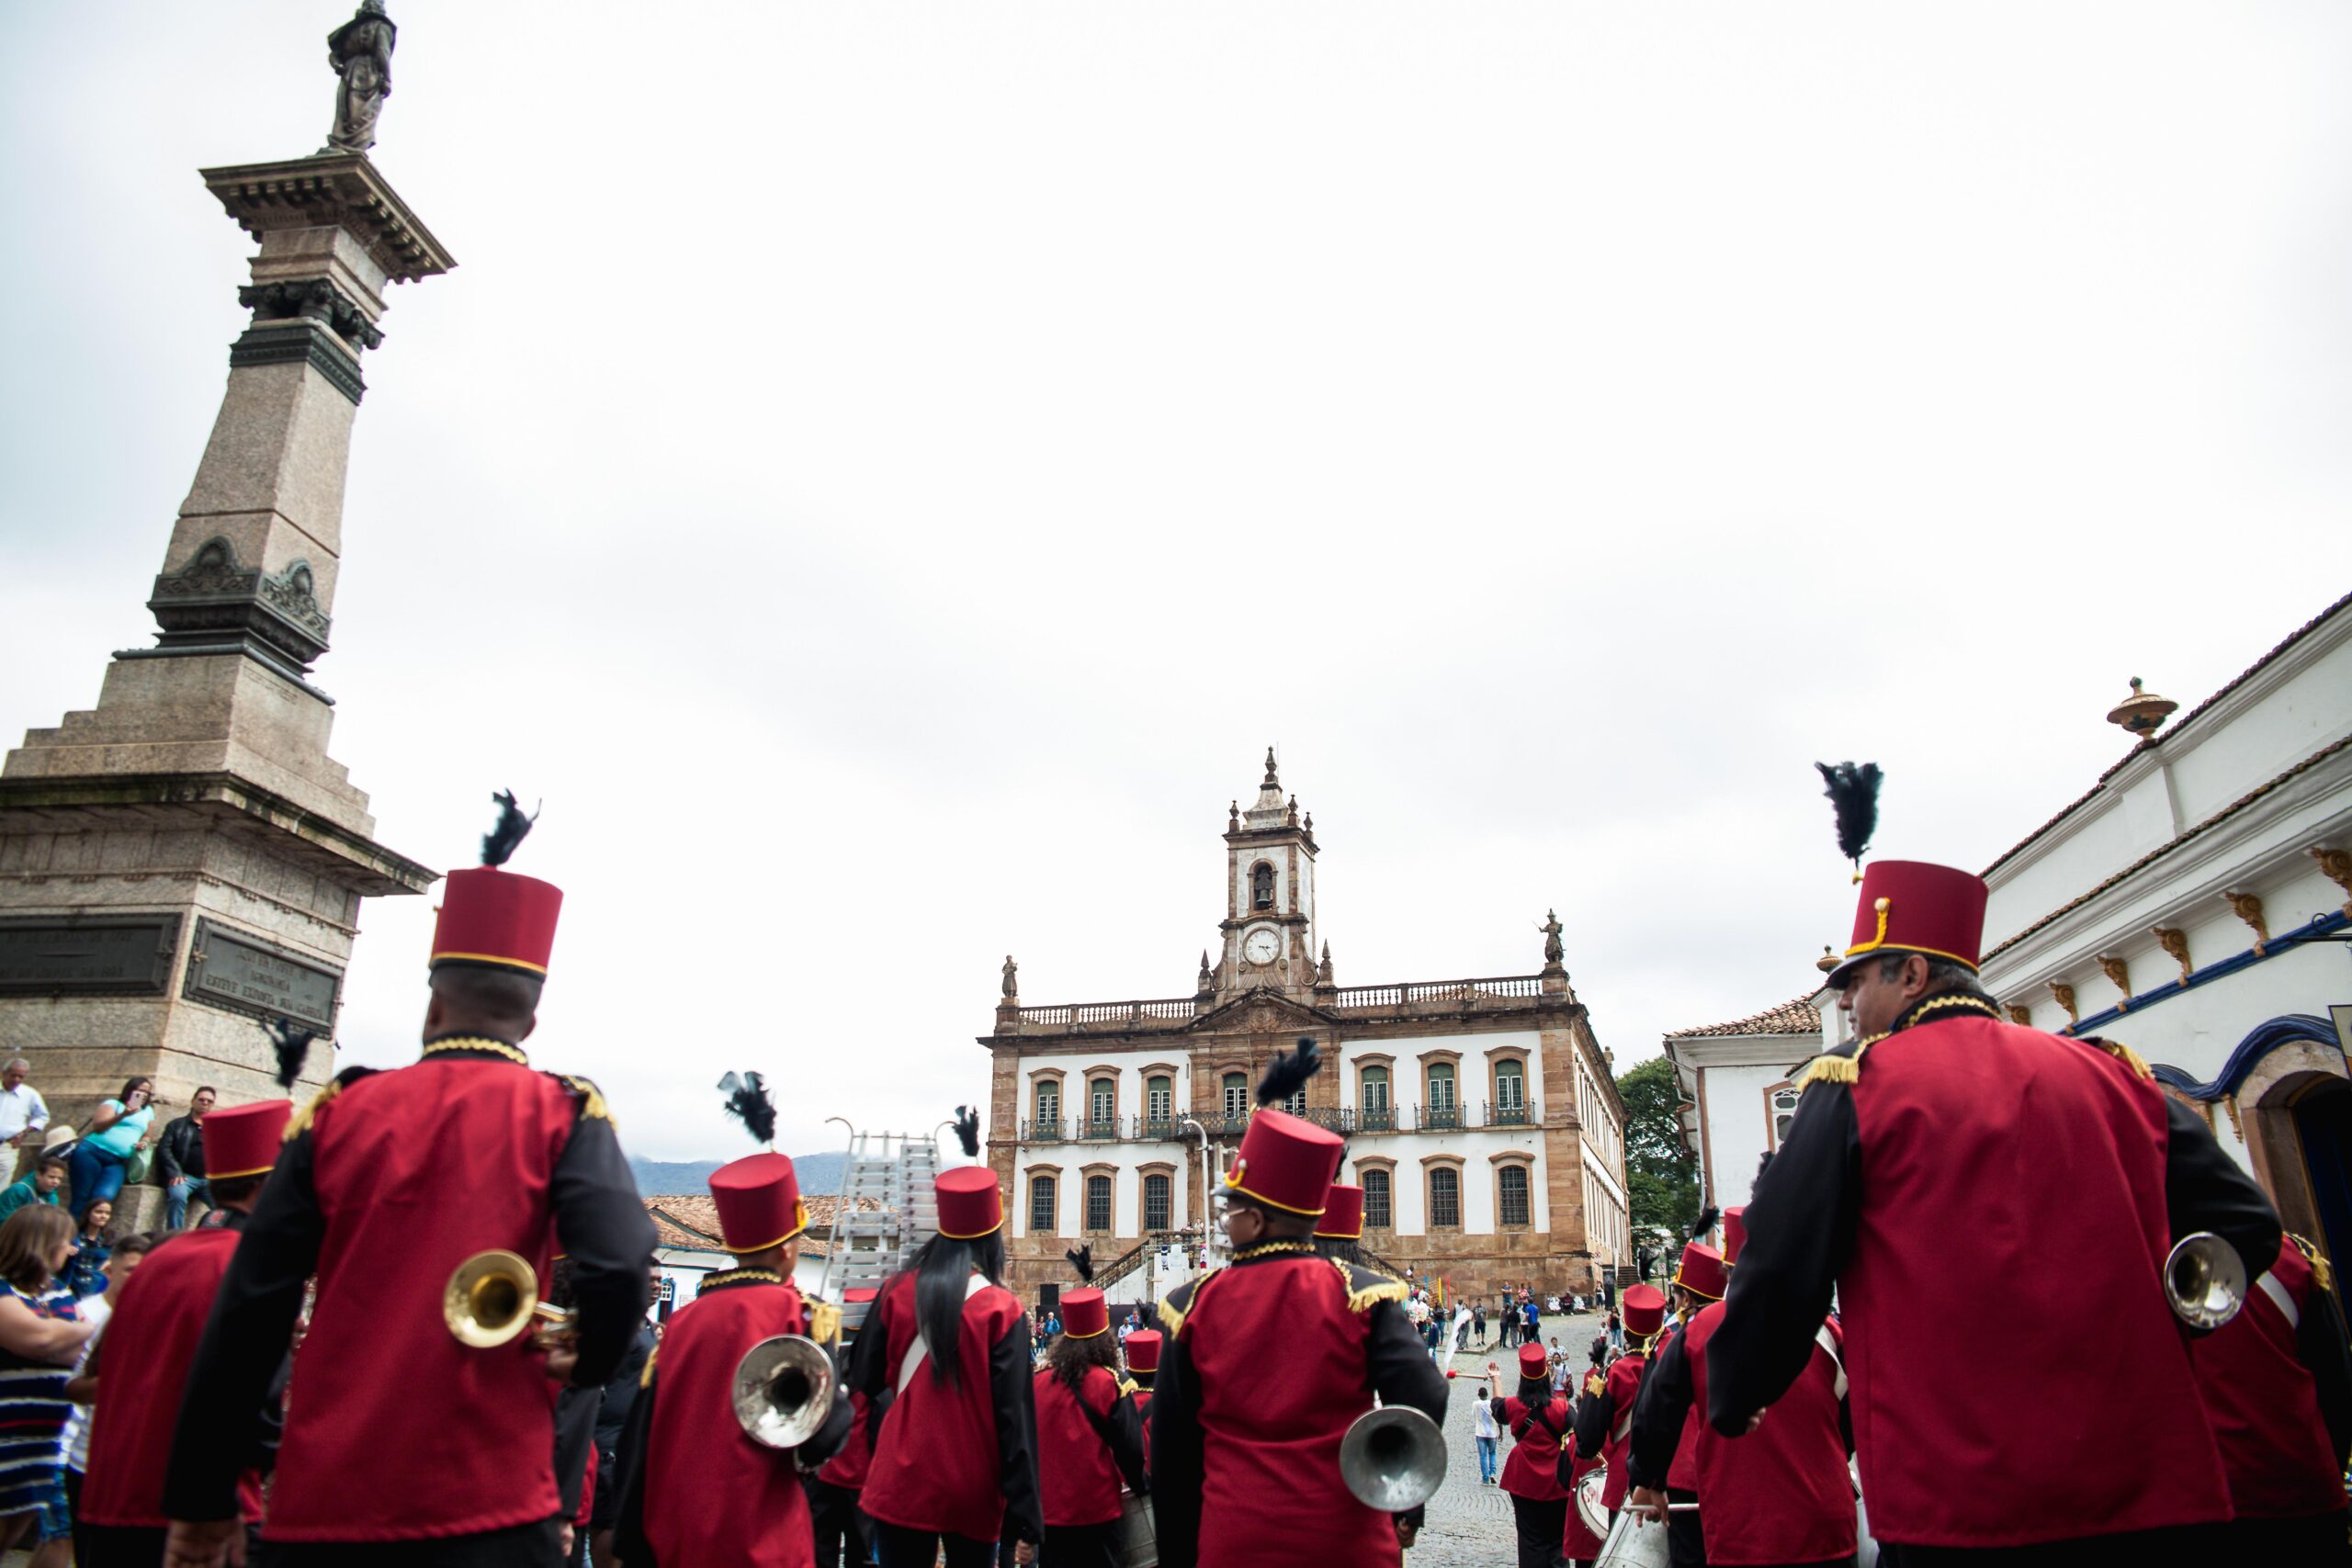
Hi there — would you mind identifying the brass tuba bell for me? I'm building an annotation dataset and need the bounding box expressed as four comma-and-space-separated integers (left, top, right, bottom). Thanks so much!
730, 1334, 837, 1450
1339, 1405, 1447, 1512
444, 1249, 543, 1348
2164, 1232, 2246, 1330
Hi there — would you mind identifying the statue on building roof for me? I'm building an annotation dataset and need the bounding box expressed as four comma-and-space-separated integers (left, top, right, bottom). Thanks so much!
1540, 908, 1566, 968
323, 2, 397, 156
1001, 954, 1019, 999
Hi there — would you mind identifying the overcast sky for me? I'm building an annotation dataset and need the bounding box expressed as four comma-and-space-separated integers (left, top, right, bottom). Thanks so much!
6, 4, 2349, 1163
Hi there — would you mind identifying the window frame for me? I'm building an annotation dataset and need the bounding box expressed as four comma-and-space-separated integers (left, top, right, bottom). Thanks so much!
1357, 1159, 1396, 1231
1082, 1167, 1116, 1234
1424, 1158, 1464, 1231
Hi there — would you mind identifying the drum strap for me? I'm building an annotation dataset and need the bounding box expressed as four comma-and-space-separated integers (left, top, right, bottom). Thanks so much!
1513, 1403, 1564, 1447
1611, 1399, 1634, 1448
1813, 1325, 1847, 1402
2257, 1271, 2300, 1330
898, 1273, 990, 1396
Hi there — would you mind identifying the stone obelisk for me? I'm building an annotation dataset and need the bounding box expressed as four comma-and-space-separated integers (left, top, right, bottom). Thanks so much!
0, 10, 448, 1221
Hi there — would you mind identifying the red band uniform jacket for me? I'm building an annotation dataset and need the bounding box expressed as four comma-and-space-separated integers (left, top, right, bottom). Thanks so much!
2188, 1234, 2352, 1523
1630, 1303, 1854, 1566
1491, 1390, 1571, 1502
1570, 1347, 1648, 1514
1148, 1247, 1451, 1568
847, 1268, 1043, 1547
610, 1268, 854, 1568
1704, 1000, 2282, 1551
1033, 1361, 1148, 1528
164, 1043, 657, 1542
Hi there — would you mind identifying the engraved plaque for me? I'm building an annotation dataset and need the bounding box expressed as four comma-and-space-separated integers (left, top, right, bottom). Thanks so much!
0, 916, 181, 997
183, 919, 341, 1032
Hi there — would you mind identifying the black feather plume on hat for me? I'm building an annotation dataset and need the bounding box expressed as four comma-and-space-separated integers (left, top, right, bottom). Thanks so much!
1815, 761, 1882, 879
262, 1016, 318, 1091
1257, 1036, 1322, 1107
1690, 1205, 1721, 1243
718, 1070, 777, 1146
481, 789, 538, 868
1067, 1245, 1095, 1283
954, 1106, 980, 1158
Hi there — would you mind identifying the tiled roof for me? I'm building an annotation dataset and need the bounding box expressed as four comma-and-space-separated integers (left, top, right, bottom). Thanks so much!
643, 1191, 881, 1253
1666, 995, 1821, 1040
1983, 591, 2352, 879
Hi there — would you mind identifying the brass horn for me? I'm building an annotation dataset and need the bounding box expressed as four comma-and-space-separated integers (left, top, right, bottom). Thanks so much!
1339, 1405, 1447, 1512
444, 1249, 542, 1348
730, 1334, 837, 1450
2165, 1232, 2246, 1330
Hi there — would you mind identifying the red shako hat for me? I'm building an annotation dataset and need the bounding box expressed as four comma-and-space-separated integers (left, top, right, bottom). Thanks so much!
1623, 1283, 1667, 1339
1673, 1242, 1728, 1302
709, 1152, 808, 1254
203, 1099, 293, 1181
1061, 1287, 1110, 1339
1124, 1328, 1162, 1373
1314, 1182, 1365, 1238
430, 793, 561, 978
1518, 1342, 1550, 1382
1825, 860, 1987, 987
1223, 1107, 1343, 1214
1722, 1208, 1747, 1268
936, 1166, 1004, 1239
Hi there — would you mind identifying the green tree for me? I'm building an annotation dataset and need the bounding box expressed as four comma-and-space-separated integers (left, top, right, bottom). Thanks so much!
1617, 1055, 1700, 1269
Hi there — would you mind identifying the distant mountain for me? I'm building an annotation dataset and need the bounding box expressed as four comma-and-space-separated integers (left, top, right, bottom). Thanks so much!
630, 1151, 847, 1198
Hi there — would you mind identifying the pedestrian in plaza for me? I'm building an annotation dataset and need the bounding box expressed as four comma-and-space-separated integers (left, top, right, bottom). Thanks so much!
1028, 1281, 1147, 1568
1500, 1293, 1520, 1350
153, 1086, 215, 1231
0, 1154, 69, 1224
0, 1203, 96, 1562
65, 1079, 155, 1224
1473, 1301, 1489, 1348
1523, 1292, 1542, 1347
1707, 823, 2282, 1562
0, 1060, 51, 1184
1493, 1341, 1573, 1568
1474, 1378, 1501, 1485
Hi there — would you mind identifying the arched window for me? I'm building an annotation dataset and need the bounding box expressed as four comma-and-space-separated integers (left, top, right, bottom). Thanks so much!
1144, 1172, 1171, 1232
1030, 1175, 1057, 1232
1363, 1168, 1393, 1229
1426, 1062, 1458, 1128
1147, 1075, 1173, 1127
1498, 1165, 1531, 1228
1360, 1066, 1391, 1130
1085, 1174, 1114, 1232
1250, 862, 1275, 910
1222, 1072, 1249, 1118
1429, 1167, 1461, 1229
1495, 1060, 1526, 1122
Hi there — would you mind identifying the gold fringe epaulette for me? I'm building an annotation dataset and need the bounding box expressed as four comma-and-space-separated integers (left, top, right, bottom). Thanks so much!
808, 1300, 842, 1346
2089, 1038, 2154, 1080
560, 1074, 613, 1122
1336, 1260, 1410, 1314
1159, 1277, 1205, 1338
639, 1342, 660, 1388
1116, 1375, 1140, 1399
2290, 1234, 2336, 1297
1797, 1035, 1881, 1089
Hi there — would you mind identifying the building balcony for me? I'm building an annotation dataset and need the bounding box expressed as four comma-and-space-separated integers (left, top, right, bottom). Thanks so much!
1017, 1101, 1544, 1145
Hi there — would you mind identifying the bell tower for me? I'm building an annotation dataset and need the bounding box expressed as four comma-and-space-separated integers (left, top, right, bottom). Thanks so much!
1216, 749, 1318, 995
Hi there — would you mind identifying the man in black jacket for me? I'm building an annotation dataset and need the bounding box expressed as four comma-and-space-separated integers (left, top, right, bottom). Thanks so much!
155, 1085, 216, 1229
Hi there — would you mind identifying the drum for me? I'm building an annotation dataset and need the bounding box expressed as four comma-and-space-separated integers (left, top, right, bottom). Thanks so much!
1593, 1506, 1672, 1568
1573, 1466, 1611, 1544
1114, 1492, 1157, 1568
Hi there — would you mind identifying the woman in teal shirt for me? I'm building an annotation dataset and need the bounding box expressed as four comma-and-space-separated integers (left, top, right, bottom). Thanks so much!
64, 1077, 153, 1223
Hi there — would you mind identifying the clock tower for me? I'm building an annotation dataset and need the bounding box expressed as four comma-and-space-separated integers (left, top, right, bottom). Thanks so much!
1216, 749, 1318, 995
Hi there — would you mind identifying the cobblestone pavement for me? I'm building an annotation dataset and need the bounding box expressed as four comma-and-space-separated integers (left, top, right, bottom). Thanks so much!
1408, 1316, 1607, 1568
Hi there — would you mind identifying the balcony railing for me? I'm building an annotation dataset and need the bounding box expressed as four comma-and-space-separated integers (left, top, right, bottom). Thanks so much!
1486, 1100, 1533, 1127
1328, 975, 1555, 1011
1080, 1116, 1121, 1141
1420, 1103, 1462, 1131
1021, 1117, 1068, 1142
1019, 1102, 1544, 1144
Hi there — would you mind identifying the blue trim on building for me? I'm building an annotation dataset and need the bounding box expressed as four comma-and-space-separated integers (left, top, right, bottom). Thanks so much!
2059, 909, 2348, 1041
2151, 1015, 2344, 1102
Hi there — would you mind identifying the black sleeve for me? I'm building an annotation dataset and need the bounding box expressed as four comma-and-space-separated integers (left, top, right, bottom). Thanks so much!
1488, 1394, 1509, 1425
549, 1110, 658, 1389
596, 1325, 653, 1452
989, 1314, 1043, 1547
553, 1384, 599, 1518
161, 1128, 326, 1521
845, 1311, 894, 1455
155, 1119, 185, 1184
1706, 1081, 1859, 1435
2161, 1094, 2281, 1292
1364, 1299, 1449, 1424
1106, 1382, 1149, 1496
799, 1381, 854, 1469
1626, 1328, 1694, 1491
1150, 1325, 1205, 1568
609, 1355, 658, 1568
2299, 1269, 2352, 1467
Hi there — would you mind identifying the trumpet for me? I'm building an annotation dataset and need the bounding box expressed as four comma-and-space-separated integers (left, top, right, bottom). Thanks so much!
1339, 1405, 1447, 1512
730, 1334, 836, 1450
444, 1249, 542, 1348
2164, 1232, 2246, 1330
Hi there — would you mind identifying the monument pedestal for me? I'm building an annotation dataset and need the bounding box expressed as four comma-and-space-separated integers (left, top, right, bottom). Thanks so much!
0, 156, 452, 1229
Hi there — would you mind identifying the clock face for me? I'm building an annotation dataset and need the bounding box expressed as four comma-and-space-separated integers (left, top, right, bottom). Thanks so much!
1243, 929, 1281, 965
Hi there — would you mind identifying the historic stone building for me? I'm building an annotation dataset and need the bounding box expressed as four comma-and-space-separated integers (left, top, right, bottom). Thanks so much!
983, 754, 1629, 1303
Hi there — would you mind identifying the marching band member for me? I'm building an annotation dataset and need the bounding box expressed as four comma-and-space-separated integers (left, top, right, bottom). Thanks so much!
1312, 1182, 1373, 1269
79, 1099, 290, 1568
1630, 1236, 1727, 1567
1149, 1043, 1449, 1568
1030, 1281, 1147, 1567
2188, 1232, 2352, 1562
1572, 1280, 1665, 1526
610, 1147, 852, 1567
163, 795, 657, 1568
848, 1165, 1041, 1568
1120, 1328, 1159, 1454
1492, 1340, 1573, 1568
1707, 790, 2281, 1565
1629, 1213, 1853, 1568
807, 1287, 881, 1568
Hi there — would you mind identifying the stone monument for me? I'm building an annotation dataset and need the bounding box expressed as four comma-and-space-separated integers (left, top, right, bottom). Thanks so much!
0, 12, 450, 1224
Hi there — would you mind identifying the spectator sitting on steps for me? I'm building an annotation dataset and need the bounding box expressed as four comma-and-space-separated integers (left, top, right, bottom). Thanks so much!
154, 1086, 215, 1231
0, 1156, 69, 1224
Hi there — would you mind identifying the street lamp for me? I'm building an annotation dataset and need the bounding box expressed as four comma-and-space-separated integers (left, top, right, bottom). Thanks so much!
1179, 1114, 1218, 1268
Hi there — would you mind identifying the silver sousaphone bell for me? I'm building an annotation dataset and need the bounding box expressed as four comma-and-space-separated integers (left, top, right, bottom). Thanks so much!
2164, 1232, 2247, 1330
730, 1334, 837, 1449
1339, 1405, 1447, 1512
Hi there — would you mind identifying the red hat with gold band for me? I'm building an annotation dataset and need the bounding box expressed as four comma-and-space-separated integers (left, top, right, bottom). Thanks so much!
936, 1167, 1004, 1239
1124, 1328, 1162, 1373
1722, 1208, 1747, 1268
1223, 1107, 1343, 1215
1061, 1287, 1110, 1339
1517, 1342, 1550, 1382
1315, 1182, 1365, 1239
430, 793, 560, 978
1623, 1282, 1667, 1340
1824, 860, 1987, 987
708, 1152, 808, 1254
203, 1099, 293, 1181
1673, 1242, 1728, 1303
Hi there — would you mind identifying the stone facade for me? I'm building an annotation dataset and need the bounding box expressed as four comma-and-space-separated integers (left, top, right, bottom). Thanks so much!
983, 757, 1630, 1304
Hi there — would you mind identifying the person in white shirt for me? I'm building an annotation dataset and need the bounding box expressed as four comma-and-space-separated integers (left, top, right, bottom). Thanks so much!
1473, 1378, 1500, 1485
0, 1062, 50, 1185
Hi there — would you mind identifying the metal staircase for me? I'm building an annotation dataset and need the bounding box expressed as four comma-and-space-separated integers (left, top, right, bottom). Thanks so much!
816, 1131, 943, 1340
